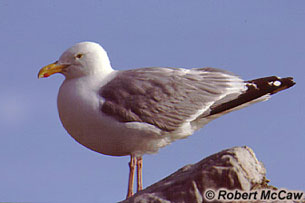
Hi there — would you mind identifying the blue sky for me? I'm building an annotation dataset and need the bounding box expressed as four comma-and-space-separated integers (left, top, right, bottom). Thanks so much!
1, 1, 304, 202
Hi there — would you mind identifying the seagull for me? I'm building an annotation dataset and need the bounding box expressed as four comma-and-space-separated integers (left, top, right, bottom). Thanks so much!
38, 41, 295, 199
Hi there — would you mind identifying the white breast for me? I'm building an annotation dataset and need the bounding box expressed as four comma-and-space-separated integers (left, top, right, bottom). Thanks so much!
57, 75, 166, 156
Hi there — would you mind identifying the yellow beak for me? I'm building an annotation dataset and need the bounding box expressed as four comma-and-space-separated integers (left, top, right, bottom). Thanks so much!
38, 62, 69, 79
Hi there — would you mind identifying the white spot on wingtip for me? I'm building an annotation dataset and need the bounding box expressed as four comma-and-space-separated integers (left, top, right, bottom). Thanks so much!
268, 80, 281, 86
273, 80, 281, 86
247, 82, 258, 89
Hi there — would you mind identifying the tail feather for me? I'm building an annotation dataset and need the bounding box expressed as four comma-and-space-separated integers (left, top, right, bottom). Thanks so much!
209, 76, 295, 116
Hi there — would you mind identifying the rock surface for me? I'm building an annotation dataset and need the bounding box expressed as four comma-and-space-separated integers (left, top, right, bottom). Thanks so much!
121, 146, 300, 203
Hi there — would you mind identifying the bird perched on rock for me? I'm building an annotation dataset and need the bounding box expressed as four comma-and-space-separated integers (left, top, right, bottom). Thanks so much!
38, 42, 295, 199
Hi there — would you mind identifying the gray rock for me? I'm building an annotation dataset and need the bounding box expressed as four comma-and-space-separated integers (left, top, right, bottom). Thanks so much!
121, 146, 302, 203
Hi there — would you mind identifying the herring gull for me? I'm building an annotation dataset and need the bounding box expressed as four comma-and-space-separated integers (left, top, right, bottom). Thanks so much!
38, 42, 295, 199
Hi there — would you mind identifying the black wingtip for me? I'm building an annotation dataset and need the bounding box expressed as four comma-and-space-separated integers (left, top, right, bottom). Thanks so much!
208, 76, 295, 116
281, 77, 296, 89
247, 76, 296, 95
271, 76, 295, 94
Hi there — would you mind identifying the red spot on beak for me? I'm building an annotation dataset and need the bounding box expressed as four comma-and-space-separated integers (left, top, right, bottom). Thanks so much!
43, 73, 50, 78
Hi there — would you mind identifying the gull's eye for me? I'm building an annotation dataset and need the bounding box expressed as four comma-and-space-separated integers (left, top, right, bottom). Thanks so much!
75, 53, 84, 59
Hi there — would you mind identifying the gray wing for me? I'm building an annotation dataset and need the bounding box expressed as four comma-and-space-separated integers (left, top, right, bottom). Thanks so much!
99, 67, 246, 132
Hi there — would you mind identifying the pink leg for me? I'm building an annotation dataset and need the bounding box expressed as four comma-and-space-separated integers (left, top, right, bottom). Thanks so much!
136, 156, 143, 192
127, 155, 136, 198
